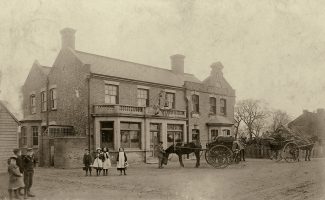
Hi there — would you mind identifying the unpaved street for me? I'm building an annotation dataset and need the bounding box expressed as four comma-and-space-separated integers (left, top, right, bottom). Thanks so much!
0, 158, 324, 200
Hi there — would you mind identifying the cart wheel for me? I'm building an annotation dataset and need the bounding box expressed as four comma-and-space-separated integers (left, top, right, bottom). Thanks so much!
205, 145, 233, 169
282, 142, 299, 163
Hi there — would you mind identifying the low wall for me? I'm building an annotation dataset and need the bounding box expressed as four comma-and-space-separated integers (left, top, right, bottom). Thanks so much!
54, 137, 87, 168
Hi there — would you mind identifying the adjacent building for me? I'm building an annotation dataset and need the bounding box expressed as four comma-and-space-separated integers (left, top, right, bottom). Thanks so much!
288, 109, 325, 157
20, 28, 236, 168
0, 101, 20, 172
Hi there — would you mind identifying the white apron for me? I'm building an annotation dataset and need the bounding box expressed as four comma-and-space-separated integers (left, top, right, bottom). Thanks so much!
117, 152, 125, 169
102, 152, 111, 169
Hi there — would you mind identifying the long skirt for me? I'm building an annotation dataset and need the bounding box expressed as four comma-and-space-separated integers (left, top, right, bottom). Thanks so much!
102, 159, 111, 170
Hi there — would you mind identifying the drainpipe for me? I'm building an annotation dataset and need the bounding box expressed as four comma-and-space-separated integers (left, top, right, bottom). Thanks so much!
87, 74, 91, 152
185, 87, 190, 159
41, 76, 50, 167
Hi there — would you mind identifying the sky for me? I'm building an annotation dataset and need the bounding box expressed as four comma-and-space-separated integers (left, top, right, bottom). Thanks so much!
0, 0, 324, 119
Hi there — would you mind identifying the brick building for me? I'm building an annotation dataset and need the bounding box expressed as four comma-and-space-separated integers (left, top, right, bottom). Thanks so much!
20, 28, 236, 167
288, 109, 325, 157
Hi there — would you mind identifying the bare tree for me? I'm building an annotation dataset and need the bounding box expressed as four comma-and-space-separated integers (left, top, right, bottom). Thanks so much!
236, 99, 269, 139
234, 106, 242, 139
269, 110, 291, 132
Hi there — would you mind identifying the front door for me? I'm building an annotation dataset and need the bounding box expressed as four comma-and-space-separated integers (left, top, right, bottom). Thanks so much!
149, 123, 161, 157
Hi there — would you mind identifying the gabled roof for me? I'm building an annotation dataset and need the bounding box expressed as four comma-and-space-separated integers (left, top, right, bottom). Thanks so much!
0, 100, 20, 124
74, 50, 201, 87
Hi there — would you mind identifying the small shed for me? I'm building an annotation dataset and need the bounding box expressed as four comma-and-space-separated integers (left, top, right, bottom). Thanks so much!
0, 101, 20, 172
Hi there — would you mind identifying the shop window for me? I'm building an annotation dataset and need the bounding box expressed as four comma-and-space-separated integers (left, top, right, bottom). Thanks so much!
167, 124, 183, 146
101, 121, 114, 149
120, 122, 141, 149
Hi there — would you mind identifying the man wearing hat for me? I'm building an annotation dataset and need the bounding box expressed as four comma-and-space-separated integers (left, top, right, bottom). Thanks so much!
22, 148, 36, 197
155, 141, 166, 169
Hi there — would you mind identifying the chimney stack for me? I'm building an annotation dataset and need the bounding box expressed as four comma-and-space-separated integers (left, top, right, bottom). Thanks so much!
170, 54, 185, 74
60, 27, 76, 49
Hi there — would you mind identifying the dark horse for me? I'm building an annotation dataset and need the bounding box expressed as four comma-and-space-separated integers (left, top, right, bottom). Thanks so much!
299, 136, 319, 161
164, 142, 202, 168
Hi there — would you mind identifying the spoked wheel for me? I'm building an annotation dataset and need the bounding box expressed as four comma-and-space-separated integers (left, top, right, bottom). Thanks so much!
205, 145, 233, 169
282, 142, 299, 163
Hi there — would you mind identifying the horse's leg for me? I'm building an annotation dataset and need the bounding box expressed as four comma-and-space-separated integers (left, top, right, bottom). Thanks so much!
305, 150, 308, 161
178, 154, 184, 167
308, 149, 311, 161
195, 151, 200, 168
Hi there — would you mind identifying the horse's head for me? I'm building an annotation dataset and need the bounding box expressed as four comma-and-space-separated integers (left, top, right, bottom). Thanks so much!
163, 145, 173, 165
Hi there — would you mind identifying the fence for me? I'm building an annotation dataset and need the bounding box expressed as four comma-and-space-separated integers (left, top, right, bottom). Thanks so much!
245, 145, 272, 159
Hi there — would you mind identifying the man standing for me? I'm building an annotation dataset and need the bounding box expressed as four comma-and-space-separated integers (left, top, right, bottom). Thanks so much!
155, 141, 165, 169
22, 148, 36, 197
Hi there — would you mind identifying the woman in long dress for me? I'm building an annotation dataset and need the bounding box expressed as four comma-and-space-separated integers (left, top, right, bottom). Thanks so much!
102, 147, 111, 176
116, 147, 127, 175
93, 148, 103, 176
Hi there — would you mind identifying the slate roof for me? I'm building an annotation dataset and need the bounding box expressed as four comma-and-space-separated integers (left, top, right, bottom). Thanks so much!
206, 115, 234, 125
74, 50, 201, 87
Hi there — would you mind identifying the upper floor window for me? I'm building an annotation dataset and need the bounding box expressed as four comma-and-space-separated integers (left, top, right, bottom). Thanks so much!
30, 95, 36, 114
50, 89, 57, 110
209, 97, 216, 114
32, 126, 39, 146
41, 91, 47, 112
20, 127, 27, 146
220, 98, 226, 115
192, 94, 199, 113
137, 89, 149, 107
105, 84, 118, 104
165, 92, 175, 109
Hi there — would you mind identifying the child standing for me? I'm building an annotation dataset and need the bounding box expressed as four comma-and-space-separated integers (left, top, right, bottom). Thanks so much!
93, 148, 103, 176
116, 147, 128, 176
8, 157, 25, 200
83, 149, 93, 176
102, 147, 111, 176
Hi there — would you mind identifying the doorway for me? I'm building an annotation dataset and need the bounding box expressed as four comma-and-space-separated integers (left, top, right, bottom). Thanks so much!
150, 123, 161, 157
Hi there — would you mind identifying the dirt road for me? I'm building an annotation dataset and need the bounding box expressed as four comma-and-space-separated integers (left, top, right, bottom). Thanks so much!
0, 158, 324, 200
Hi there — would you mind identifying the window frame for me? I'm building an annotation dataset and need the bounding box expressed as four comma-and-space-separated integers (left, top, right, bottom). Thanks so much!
137, 88, 149, 107
21, 127, 27, 146
50, 88, 57, 110
32, 126, 39, 146
220, 98, 227, 115
41, 91, 47, 112
165, 92, 175, 109
192, 94, 199, 113
30, 94, 36, 114
100, 121, 114, 149
105, 84, 119, 104
120, 122, 141, 149
210, 129, 219, 141
209, 97, 217, 115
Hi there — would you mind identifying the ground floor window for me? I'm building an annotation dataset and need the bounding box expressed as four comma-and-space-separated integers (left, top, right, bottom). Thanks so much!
192, 129, 200, 141
100, 121, 114, 149
167, 124, 183, 147
120, 122, 141, 149
32, 126, 38, 146
222, 129, 231, 136
211, 129, 218, 141
20, 127, 27, 146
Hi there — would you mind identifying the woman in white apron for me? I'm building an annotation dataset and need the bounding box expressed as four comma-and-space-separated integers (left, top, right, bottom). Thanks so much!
102, 147, 111, 176
116, 147, 128, 175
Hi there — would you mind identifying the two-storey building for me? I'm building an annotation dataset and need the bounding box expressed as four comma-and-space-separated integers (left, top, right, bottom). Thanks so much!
20, 28, 235, 167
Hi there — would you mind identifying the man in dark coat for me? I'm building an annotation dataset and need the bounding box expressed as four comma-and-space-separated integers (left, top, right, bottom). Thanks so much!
83, 149, 93, 176
22, 148, 36, 197
155, 141, 165, 169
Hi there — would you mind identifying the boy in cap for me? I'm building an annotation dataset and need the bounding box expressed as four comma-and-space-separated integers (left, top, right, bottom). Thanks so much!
83, 149, 93, 176
22, 148, 36, 197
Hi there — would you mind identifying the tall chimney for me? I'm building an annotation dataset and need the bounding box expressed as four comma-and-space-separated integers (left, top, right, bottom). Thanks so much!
170, 54, 185, 74
60, 27, 76, 49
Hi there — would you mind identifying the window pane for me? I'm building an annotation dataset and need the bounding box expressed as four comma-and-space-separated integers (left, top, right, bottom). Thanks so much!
121, 131, 129, 148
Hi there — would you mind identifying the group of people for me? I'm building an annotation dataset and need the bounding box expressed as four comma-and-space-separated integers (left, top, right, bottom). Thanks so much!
83, 147, 128, 176
7, 148, 36, 200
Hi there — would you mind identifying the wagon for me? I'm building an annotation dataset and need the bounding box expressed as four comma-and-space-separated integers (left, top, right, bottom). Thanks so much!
204, 136, 242, 169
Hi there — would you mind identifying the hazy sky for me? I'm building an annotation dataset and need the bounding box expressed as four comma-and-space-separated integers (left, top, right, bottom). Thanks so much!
0, 0, 324, 118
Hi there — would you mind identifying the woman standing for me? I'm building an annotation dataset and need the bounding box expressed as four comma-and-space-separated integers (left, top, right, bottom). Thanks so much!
102, 147, 111, 176
8, 157, 25, 199
116, 147, 127, 176
93, 148, 103, 176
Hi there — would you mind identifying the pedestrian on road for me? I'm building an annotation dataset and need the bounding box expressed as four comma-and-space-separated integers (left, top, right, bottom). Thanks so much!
155, 141, 165, 169
102, 147, 111, 176
12, 148, 25, 196
116, 147, 127, 176
7, 157, 25, 200
93, 148, 103, 176
22, 148, 36, 198
83, 149, 93, 176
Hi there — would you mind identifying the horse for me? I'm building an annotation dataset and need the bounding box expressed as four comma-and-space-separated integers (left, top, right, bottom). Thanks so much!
299, 136, 319, 161
164, 142, 202, 168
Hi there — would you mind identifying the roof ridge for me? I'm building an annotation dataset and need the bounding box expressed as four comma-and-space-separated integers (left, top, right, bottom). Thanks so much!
75, 50, 195, 75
